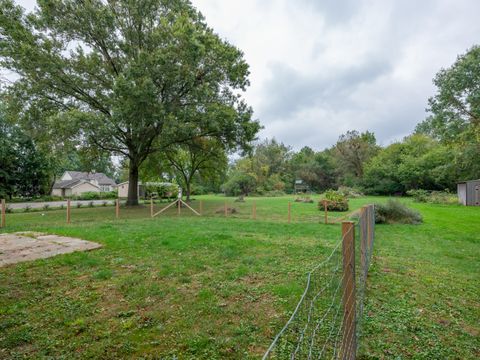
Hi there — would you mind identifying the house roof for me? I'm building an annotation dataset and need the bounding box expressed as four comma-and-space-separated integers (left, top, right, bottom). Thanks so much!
66, 171, 116, 186
52, 179, 101, 190
52, 179, 82, 189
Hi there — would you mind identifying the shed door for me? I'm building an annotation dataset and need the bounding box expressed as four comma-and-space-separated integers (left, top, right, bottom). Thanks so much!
475, 185, 480, 206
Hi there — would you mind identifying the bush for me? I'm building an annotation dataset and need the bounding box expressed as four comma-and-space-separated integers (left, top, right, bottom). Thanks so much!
338, 186, 364, 198
72, 191, 118, 200
319, 190, 349, 212
407, 189, 457, 205
375, 200, 423, 224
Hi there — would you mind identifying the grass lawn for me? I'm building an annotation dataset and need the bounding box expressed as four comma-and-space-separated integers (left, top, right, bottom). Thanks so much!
0, 196, 479, 359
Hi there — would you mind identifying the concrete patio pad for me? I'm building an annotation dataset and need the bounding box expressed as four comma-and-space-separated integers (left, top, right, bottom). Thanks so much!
0, 232, 102, 267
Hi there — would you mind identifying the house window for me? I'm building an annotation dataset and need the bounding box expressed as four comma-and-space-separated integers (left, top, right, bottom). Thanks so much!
100, 185, 110, 192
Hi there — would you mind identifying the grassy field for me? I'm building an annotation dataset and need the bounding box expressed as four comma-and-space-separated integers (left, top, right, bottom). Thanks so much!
0, 196, 479, 359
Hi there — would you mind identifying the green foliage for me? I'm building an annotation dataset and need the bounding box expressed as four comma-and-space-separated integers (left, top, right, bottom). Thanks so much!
222, 172, 256, 196
363, 134, 457, 195
374, 200, 423, 224
289, 147, 337, 193
144, 183, 178, 199
71, 191, 117, 201
416, 46, 480, 182
334, 130, 379, 183
407, 189, 458, 205
319, 190, 349, 212
337, 186, 364, 198
0, 103, 52, 198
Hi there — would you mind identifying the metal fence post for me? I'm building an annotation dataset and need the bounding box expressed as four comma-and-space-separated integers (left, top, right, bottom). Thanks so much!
341, 221, 356, 360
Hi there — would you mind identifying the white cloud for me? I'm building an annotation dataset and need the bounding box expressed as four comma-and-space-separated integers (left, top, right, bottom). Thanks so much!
12, 0, 480, 150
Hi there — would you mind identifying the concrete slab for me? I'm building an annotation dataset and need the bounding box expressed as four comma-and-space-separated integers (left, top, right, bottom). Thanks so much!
0, 232, 102, 267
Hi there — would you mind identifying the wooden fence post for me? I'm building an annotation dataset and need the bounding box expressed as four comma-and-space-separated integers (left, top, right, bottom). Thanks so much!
1, 199, 5, 228
116, 199, 120, 219
288, 202, 291, 223
324, 201, 328, 224
252, 201, 256, 220
177, 199, 181, 216
341, 221, 356, 360
199, 200, 203, 215
67, 199, 71, 224
360, 206, 367, 276
224, 201, 228, 217
368, 205, 373, 250
150, 198, 154, 218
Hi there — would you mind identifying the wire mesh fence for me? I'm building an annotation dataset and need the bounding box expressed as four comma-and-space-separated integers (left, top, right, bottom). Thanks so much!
263, 205, 375, 360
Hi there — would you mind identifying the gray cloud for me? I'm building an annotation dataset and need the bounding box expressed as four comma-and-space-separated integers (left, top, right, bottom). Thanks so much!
260, 59, 392, 121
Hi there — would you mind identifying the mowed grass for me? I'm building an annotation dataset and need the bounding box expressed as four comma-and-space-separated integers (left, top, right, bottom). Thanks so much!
0, 196, 479, 359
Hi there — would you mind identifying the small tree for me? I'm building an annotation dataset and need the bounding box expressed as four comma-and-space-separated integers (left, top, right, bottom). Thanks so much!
163, 138, 227, 202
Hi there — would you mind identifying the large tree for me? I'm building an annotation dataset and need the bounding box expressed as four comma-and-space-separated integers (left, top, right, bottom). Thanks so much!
0, 0, 259, 205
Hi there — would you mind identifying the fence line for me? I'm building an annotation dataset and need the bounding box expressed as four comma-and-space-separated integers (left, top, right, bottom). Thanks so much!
263, 204, 375, 359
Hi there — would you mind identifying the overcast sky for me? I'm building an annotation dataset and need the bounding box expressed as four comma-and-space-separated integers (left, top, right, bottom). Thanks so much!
14, 0, 480, 150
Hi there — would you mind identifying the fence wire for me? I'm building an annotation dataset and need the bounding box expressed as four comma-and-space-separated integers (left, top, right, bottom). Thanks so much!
263, 205, 375, 360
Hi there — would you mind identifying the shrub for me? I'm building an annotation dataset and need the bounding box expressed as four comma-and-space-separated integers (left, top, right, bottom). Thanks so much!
338, 186, 364, 198
319, 190, 349, 212
375, 200, 423, 224
407, 189, 457, 205
76, 192, 101, 200
406, 189, 430, 202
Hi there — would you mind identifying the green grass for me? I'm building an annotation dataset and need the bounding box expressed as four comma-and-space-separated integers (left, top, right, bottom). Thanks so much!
0, 196, 479, 359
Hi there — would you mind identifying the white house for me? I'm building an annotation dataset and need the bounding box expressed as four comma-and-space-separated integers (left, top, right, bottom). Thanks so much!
51, 171, 117, 197
117, 181, 178, 199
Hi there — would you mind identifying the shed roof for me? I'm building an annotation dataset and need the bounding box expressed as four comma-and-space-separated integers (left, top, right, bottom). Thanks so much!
457, 179, 480, 184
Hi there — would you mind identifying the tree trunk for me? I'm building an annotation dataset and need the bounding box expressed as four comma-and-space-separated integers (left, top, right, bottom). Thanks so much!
185, 180, 191, 202
127, 160, 140, 206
